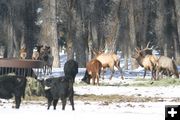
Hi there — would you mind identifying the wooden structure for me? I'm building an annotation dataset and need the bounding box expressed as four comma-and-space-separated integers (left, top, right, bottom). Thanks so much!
0, 58, 44, 77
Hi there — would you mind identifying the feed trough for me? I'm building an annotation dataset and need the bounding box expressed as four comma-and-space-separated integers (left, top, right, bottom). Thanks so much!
0, 58, 44, 77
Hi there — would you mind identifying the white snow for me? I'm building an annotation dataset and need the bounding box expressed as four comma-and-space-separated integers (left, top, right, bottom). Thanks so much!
0, 102, 166, 120
0, 52, 180, 120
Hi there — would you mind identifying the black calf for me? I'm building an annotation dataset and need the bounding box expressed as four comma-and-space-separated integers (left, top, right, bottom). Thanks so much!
43, 76, 74, 110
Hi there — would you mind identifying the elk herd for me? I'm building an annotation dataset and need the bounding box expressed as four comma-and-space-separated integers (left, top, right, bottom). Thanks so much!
19, 42, 180, 84
0, 42, 180, 110
19, 44, 54, 75
19, 44, 125, 85
132, 42, 179, 80
82, 42, 180, 85
82, 49, 124, 85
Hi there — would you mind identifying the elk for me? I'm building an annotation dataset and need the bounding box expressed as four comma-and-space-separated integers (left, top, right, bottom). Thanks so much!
93, 49, 124, 80
19, 47, 27, 59
132, 47, 158, 80
82, 59, 102, 85
41, 45, 54, 75
32, 44, 43, 60
156, 56, 179, 79
137, 42, 179, 79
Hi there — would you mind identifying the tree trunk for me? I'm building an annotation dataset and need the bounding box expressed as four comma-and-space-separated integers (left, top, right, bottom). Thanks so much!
174, 0, 180, 64
128, 0, 137, 69
155, 0, 165, 55
174, 0, 180, 43
66, 0, 75, 60
40, 0, 59, 67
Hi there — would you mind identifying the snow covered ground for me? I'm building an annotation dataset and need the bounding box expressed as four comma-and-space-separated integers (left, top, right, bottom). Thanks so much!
0, 101, 169, 120
0, 52, 180, 120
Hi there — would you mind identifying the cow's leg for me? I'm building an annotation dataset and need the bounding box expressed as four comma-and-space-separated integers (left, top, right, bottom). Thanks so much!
69, 92, 75, 111
61, 98, 67, 110
47, 97, 53, 110
53, 99, 59, 110
15, 96, 21, 109
73, 76, 75, 83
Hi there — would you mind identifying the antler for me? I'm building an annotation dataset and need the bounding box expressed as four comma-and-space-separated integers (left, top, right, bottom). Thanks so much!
92, 48, 99, 55
135, 47, 141, 52
143, 42, 154, 51
146, 41, 151, 48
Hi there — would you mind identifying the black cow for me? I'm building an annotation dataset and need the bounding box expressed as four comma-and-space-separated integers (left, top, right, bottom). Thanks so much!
64, 59, 78, 83
0, 75, 27, 109
43, 76, 75, 110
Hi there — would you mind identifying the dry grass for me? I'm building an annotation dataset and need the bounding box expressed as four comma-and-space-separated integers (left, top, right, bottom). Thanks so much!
74, 94, 162, 103
131, 78, 180, 87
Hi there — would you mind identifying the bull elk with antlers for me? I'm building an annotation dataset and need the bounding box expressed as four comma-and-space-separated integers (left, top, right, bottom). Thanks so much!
132, 43, 158, 80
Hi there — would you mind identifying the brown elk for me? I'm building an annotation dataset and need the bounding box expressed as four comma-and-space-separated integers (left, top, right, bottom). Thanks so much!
93, 50, 124, 80
19, 47, 27, 59
32, 45, 43, 60
132, 47, 158, 80
82, 59, 102, 85
137, 42, 179, 79
156, 56, 179, 79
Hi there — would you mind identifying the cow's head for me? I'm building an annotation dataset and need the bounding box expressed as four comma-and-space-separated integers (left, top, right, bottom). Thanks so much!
42, 77, 53, 90
81, 70, 91, 84
42, 76, 69, 90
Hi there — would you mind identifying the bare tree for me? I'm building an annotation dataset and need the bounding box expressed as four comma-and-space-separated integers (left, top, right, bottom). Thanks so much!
128, 0, 138, 69
64, 0, 76, 60
39, 0, 59, 67
174, 0, 180, 63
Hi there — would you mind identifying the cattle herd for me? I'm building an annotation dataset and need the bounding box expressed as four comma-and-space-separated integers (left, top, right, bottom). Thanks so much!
0, 43, 180, 110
